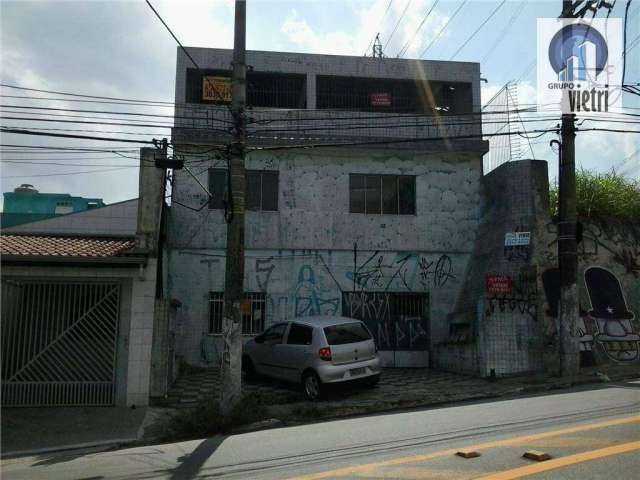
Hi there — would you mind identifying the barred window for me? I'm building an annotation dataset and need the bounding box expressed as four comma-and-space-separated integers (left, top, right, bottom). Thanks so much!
208, 292, 266, 335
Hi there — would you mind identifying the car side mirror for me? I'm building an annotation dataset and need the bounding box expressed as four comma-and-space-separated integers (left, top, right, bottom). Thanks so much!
255, 335, 264, 344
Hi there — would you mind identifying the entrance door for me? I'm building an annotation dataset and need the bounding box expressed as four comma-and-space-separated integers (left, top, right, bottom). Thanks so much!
1, 280, 121, 406
342, 292, 429, 367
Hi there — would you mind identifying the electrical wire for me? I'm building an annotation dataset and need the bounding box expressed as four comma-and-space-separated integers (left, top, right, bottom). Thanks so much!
364, 0, 393, 56
419, 0, 468, 57
2, 166, 137, 179
480, 1, 527, 65
449, 0, 506, 60
397, 0, 441, 58
386, 1, 414, 51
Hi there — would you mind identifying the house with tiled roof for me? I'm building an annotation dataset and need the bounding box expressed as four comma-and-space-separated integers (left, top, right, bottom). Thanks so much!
1, 149, 168, 408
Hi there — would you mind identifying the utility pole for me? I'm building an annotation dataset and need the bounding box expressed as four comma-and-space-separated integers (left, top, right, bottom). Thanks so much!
220, 0, 247, 418
557, 0, 580, 376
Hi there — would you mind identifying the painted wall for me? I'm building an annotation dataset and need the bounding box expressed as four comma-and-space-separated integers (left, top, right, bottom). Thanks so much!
434, 160, 640, 377
167, 148, 483, 367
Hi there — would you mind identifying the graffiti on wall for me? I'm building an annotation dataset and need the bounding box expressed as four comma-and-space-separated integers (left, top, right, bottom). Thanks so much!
293, 265, 340, 317
485, 267, 538, 321
346, 251, 456, 292
542, 267, 639, 363
342, 291, 428, 350
545, 222, 640, 276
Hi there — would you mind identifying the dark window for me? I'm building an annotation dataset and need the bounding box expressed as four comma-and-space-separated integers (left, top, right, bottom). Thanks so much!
323, 322, 372, 345
316, 75, 472, 114
186, 68, 306, 108
247, 170, 278, 211
208, 168, 227, 210
209, 292, 266, 334
349, 174, 365, 213
349, 174, 415, 215
262, 323, 287, 343
286, 324, 313, 345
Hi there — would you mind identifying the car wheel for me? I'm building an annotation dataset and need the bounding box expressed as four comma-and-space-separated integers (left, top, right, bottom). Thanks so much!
302, 371, 323, 401
242, 356, 256, 381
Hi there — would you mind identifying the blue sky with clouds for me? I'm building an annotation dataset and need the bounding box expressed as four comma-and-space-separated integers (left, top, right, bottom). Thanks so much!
1, 0, 638, 207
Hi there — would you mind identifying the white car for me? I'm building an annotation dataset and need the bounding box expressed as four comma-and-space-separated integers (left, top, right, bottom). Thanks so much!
242, 316, 381, 400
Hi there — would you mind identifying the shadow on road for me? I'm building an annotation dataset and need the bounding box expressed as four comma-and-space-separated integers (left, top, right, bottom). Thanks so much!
168, 436, 226, 480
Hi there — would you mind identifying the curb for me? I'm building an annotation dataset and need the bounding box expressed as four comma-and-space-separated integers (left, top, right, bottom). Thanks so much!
0, 437, 138, 461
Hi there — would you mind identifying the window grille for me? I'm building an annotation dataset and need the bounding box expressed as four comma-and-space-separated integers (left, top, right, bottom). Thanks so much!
209, 292, 266, 335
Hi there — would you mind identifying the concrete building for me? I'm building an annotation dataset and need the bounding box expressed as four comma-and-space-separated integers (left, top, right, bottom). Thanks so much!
167, 48, 488, 369
2, 184, 105, 228
0, 150, 165, 407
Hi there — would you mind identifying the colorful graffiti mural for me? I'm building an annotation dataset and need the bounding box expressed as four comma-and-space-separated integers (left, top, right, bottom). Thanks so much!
542, 266, 639, 363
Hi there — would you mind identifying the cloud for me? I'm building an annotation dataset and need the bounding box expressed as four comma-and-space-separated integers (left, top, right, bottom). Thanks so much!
281, 0, 448, 58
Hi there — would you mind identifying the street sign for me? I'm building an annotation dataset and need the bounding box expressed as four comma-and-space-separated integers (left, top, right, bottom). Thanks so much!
504, 232, 531, 246
202, 76, 232, 103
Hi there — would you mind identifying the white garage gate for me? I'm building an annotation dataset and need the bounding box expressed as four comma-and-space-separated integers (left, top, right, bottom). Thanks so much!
1, 279, 121, 407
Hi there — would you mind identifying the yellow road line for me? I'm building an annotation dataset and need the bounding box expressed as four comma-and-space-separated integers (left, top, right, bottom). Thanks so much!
286, 415, 640, 480
475, 440, 640, 479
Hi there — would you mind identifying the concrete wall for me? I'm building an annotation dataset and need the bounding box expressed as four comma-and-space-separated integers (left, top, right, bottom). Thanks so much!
2, 261, 157, 406
435, 160, 640, 377
167, 148, 483, 367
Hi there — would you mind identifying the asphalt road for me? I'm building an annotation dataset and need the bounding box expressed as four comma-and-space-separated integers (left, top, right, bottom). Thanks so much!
2, 380, 639, 480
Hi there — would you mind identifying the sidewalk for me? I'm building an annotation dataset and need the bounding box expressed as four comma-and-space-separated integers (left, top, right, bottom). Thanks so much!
0, 406, 147, 458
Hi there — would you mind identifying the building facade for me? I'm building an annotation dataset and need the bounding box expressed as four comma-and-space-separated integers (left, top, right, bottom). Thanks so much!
2, 184, 105, 228
167, 48, 488, 368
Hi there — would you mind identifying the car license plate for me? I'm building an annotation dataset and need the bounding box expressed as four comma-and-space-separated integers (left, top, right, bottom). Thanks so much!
350, 367, 366, 376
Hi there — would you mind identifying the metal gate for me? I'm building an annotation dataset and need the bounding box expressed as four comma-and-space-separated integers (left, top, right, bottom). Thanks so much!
342, 292, 429, 350
1, 280, 121, 406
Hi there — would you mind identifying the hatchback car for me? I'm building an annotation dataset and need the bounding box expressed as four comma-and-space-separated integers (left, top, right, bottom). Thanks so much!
242, 316, 381, 400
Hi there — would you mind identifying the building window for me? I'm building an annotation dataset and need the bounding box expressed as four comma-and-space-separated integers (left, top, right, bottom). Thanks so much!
349, 174, 415, 215
208, 168, 227, 210
208, 292, 266, 335
208, 169, 278, 211
247, 170, 278, 211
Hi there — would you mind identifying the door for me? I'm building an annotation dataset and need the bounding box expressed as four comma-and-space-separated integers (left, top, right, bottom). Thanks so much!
1, 279, 121, 406
342, 292, 429, 367
252, 322, 288, 378
278, 323, 314, 382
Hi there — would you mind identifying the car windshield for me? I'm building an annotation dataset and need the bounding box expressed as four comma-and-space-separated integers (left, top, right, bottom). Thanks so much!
323, 322, 371, 345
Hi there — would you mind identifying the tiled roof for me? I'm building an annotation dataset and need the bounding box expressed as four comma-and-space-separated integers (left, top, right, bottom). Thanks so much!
0, 234, 136, 258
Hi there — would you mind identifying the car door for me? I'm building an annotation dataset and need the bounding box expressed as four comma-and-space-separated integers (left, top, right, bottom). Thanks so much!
277, 323, 314, 382
252, 323, 288, 379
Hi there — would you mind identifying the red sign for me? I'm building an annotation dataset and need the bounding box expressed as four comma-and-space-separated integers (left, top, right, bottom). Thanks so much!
486, 275, 513, 294
370, 92, 391, 107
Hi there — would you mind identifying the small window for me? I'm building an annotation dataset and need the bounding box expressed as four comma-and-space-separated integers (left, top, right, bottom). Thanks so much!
247, 170, 278, 211
349, 174, 415, 215
324, 322, 372, 345
208, 168, 227, 209
287, 324, 313, 345
262, 323, 287, 343
208, 292, 266, 334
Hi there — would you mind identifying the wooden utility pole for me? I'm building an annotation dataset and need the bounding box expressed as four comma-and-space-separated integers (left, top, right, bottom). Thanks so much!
220, 0, 247, 417
558, 0, 580, 376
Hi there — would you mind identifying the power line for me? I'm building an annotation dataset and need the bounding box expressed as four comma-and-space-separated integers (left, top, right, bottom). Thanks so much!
364, 0, 393, 56
386, 0, 413, 52
397, 0, 440, 58
2, 167, 137, 179
0, 127, 157, 144
144, 0, 233, 112
449, 0, 506, 60
480, 1, 528, 65
419, 0, 468, 58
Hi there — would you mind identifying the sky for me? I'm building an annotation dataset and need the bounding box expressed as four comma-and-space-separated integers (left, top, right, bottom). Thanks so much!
1, 0, 638, 208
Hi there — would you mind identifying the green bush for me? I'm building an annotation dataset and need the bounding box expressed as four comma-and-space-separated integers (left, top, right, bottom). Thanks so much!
549, 169, 640, 223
